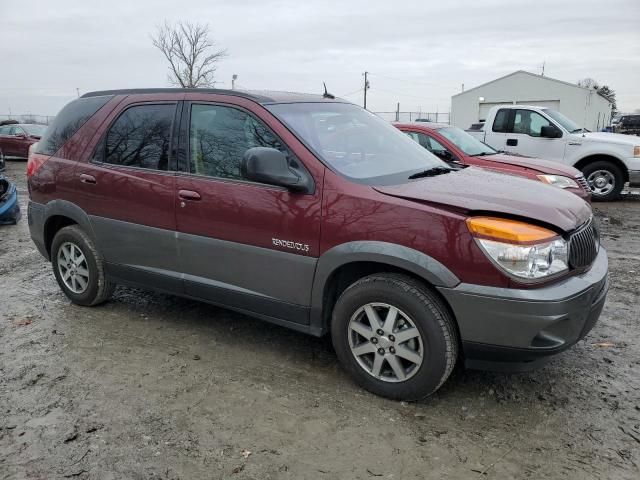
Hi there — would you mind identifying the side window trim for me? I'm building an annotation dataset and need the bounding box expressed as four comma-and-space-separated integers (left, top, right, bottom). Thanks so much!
91, 101, 178, 173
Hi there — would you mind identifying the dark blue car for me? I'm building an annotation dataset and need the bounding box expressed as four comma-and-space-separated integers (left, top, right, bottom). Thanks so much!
0, 176, 21, 225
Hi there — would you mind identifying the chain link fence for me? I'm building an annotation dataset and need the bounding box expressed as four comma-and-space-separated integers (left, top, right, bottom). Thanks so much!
0, 114, 55, 125
373, 111, 450, 124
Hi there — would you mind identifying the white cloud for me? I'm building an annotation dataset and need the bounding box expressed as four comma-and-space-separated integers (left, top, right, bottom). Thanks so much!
0, 0, 638, 114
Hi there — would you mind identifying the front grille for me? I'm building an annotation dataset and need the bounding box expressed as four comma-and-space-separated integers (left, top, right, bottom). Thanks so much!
576, 174, 590, 192
568, 217, 599, 269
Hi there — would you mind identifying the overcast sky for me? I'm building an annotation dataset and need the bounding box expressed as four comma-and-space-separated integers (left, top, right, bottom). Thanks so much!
1, 0, 638, 117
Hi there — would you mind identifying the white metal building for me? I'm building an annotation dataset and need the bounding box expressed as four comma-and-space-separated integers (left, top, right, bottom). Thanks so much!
451, 70, 612, 131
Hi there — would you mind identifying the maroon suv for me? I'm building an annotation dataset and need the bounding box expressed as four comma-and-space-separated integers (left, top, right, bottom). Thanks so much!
27, 89, 608, 400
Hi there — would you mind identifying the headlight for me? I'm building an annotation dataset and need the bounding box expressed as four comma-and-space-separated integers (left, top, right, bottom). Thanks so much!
467, 217, 568, 280
536, 174, 579, 189
634, 146, 640, 157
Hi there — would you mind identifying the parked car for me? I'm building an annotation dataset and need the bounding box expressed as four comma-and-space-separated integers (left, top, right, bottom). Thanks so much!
466, 105, 640, 201
0, 123, 47, 161
615, 114, 640, 136
0, 176, 21, 225
27, 89, 608, 400
395, 122, 591, 201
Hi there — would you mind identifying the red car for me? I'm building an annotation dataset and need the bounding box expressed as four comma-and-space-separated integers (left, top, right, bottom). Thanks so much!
27, 90, 607, 400
395, 122, 591, 201
0, 123, 47, 161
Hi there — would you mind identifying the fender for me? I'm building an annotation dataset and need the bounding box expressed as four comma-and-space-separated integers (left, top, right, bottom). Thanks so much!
36, 200, 96, 259
308, 241, 460, 334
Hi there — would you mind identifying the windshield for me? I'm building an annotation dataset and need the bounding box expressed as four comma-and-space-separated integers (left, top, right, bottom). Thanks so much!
437, 126, 497, 156
22, 124, 47, 137
542, 109, 584, 133
266, 102, 446, 184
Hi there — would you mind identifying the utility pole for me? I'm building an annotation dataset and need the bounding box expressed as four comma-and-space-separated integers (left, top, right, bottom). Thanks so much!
76, 88, 80, 97
232, 74, 238, 90
363, 71, 370, 109
541, 61, 545, 76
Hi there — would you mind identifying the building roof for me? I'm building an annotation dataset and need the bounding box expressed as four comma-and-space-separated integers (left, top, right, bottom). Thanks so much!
81, 88, 348, 105
452, 70, 611, 104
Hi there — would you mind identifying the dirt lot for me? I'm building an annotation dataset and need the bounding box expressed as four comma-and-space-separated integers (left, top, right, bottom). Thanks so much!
1, 160, 639, 480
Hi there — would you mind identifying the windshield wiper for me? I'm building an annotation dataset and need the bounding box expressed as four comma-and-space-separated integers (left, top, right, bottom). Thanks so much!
469, 152, 493, 156
408, 166, 453, 179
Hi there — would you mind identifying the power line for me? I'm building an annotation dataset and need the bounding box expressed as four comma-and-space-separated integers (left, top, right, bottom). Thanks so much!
340, 87, 363, 97
367, 72, 451, 89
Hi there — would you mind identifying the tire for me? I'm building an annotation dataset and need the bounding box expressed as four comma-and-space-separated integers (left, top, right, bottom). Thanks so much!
331, 273, 459, 401
582, 161, 624, 202
51, 225, 115, 306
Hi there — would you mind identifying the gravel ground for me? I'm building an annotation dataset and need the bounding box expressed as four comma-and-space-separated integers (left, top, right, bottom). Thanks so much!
1, 160, 639, 479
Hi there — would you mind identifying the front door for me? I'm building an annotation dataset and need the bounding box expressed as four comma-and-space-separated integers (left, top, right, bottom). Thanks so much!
74, 100, 182, 290
175, 99, 323, 324
0, 125, 23, 157
503, 109, 567, 161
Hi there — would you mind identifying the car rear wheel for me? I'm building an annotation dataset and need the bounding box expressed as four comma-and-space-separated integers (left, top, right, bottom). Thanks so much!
331, 273, 459, 401
51, 225, 114, 306
582, 161, 624, 201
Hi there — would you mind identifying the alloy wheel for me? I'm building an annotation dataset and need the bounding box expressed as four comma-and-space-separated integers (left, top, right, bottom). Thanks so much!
57, 242, 90, 294
348, 302, 424, 383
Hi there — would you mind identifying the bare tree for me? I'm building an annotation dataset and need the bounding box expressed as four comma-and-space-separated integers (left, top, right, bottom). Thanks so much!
152, 21, 227, 88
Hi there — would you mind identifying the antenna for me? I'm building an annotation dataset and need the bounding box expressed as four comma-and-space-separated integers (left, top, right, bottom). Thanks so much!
323, 82, 335, 99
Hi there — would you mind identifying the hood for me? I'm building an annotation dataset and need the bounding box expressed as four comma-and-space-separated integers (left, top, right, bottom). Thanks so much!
483, 153, 581, 177
374, 167, 591, 232
572, 131, 639, 146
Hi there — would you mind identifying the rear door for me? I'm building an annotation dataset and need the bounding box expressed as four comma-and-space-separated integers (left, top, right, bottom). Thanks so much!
482, 108, 510, 151
504, 109, 567, 161
174, 95, 324, 324
74, 97, 182, 290
12, 126, 32, 158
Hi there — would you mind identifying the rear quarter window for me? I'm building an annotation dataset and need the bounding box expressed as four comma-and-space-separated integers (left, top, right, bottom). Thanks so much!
35, 95, 113, 156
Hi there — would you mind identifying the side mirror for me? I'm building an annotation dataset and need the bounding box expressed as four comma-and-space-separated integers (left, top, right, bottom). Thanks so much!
540, 125, 562, 138
241, 147, 313, 193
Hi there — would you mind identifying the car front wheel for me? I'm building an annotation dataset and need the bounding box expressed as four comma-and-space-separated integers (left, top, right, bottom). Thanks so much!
331, 273, 459, 401
583, 161, 624, 201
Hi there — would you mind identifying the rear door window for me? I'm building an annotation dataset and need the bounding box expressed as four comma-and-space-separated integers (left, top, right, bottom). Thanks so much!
492, 109, 510, 132
35, 95, 113, 156
102, 104, 176, 171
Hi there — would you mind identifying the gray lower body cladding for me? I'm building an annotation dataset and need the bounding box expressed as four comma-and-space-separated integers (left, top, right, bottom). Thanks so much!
629, 170, 640, 188
438, 248, 609, 370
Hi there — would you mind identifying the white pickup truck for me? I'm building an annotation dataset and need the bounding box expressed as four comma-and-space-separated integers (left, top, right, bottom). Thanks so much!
467, 105, 640, 201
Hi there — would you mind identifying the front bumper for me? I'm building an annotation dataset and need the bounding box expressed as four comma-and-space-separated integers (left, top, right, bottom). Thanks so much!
438, 248, 609, 371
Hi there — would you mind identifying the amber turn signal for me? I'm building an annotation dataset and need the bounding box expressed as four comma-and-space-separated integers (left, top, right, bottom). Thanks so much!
466, 217, 557, 244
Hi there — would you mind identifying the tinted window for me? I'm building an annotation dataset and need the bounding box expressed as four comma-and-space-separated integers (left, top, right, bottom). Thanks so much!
104, 104, 175, 170
189, 104, 284, 180
492, 109, 509, 132
0, 126, 9, 135
512, 109, 551, 137
35, 95, 112, 156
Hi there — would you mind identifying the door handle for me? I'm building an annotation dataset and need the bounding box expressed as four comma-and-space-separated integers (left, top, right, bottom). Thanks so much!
79, 173, 96, 184
178, 189, 201, 201
506, 139, 518, 146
